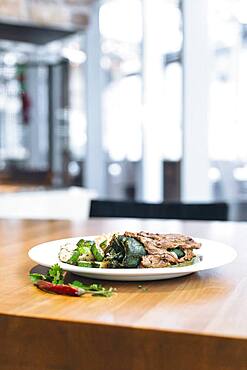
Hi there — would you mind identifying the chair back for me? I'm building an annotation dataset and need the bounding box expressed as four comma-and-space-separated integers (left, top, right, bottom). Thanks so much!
90, 200, 228, 221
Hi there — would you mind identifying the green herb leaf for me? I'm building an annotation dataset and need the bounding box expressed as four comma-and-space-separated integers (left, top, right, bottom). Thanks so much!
30, 265, 115, 297
91, 287, 114, 297
70, 280, 115, 297
71, 280, 102, 291
29, 273, 46, 283
46, 263, 65, 284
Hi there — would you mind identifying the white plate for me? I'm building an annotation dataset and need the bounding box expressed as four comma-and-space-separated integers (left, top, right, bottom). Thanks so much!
28, 236, 237, 281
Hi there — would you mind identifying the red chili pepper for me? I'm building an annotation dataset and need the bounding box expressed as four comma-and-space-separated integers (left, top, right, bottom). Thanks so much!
35, 280, 85, 297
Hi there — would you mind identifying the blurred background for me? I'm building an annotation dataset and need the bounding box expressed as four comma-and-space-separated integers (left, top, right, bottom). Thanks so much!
1, 0, 247, 220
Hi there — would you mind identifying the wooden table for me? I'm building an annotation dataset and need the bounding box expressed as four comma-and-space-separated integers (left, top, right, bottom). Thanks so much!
0, 218, 246, 370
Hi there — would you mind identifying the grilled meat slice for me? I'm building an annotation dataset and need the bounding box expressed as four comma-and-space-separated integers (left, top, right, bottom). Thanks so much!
141, 248, 196, 268
124, 231, 200, 268
141, 255, 169, 268
124, 231, 201, 256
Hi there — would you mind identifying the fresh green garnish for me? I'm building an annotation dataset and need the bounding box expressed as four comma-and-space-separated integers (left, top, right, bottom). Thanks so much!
71, 280, 102, 290
45, 263, 65, 284
29, 264, 115, 298
70, 280, 115, 297
29, 264, 64, 285
29, 273, 46, 283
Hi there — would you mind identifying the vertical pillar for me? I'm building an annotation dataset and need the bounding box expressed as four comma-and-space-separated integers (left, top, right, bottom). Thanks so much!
182, 0, 212, 202
84, 1, 106, 196
48, 62, 66, 186
26, 66, 48, 169
141, 0, 164, 203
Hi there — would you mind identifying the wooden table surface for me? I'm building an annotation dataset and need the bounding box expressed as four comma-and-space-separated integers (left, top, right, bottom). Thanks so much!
0, 218, 246, 370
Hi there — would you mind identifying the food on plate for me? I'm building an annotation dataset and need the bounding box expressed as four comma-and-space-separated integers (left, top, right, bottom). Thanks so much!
29, 264, 114, 297
59, 232, 201, 269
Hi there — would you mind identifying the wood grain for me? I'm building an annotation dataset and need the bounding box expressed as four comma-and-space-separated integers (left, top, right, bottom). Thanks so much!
0, 218, 246, 370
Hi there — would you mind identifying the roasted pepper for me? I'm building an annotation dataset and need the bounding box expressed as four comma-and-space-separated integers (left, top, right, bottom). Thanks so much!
35, 280, 85, 296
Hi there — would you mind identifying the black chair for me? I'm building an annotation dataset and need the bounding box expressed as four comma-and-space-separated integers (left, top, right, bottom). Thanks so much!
89, 200, 228, 221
